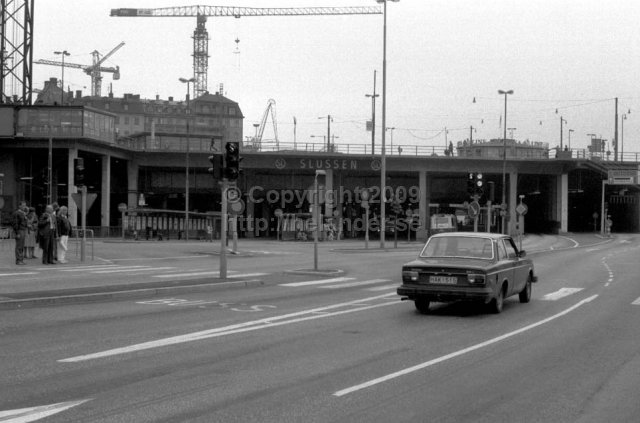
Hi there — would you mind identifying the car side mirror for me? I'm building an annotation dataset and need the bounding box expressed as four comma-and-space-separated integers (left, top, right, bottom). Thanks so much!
518, 250, 527, 258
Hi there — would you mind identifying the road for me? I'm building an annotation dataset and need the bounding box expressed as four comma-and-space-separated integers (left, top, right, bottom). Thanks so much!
1, 235, 639, 422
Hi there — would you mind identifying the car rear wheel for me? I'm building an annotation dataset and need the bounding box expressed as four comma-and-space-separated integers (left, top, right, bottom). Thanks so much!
489, 283, 506, 314
519, 275, 532, 303
415, 298, 431, 314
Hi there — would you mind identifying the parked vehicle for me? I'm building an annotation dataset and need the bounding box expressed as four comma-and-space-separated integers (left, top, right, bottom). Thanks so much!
398, 232, 537, 314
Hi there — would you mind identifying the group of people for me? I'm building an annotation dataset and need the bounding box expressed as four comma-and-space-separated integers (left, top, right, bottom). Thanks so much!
12, 201, 72, 265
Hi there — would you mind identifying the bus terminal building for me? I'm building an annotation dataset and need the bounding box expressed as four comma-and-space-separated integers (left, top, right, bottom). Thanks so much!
2, 90, 640, 240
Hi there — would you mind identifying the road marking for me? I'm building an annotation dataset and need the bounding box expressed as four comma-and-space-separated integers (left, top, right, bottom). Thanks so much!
333, 294, 599, 397
632, 297, 640, 305
92, 266, 175, 274
0, 399, 91, 422
319, 279, 391, 289
279, 277, 355, 287
153, 271, 226, 278
0, 272, 39, 277
366, 284, 400, 292
59, 293, 397, 363
541, 287, 583, 301
227, 272, 268, 278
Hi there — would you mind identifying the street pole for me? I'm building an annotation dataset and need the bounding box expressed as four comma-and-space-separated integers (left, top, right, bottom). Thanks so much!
327, 115, 331, 152
614, 97, 619, 161
48, 135, 52, 203
366, 70, 379, 155
220, 179, 228, 278
81, 185, 87, 262
498, 89, 513, 234
54, 50, 70, 105
180, 77, 196, 241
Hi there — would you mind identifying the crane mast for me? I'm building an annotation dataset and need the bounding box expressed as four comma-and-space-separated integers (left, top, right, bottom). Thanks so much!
111, 5, 382, 98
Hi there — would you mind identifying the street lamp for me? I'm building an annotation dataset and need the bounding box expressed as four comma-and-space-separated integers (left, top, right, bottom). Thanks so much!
366, 70, 379, 155
179, 76, 196, 241
498, 89, 513, 234
54, 50, 70, 105
253, 123, 260, 148
386, 127, 396, 153
310, 135, 326, 151
507, 127, 516, 139
377, 0, 399, 249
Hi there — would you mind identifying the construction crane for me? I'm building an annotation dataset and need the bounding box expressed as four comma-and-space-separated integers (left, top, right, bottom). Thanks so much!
253, 99, 278, 150
34, 41, 125, 97
110, 6, 382, 98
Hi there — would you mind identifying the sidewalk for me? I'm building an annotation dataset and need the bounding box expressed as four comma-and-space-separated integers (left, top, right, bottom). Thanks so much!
0, 233, 612, 309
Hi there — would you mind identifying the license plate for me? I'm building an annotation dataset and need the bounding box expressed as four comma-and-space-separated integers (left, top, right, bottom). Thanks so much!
429, 276, 457, 285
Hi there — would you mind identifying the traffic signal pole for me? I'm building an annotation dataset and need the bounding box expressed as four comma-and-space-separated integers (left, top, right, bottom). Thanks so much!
220, 179, 228, 279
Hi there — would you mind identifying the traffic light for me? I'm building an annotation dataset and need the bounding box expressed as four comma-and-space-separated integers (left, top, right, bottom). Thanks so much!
208, 154, 222, 180
467, 173, 475, 194
223, 141, 241, 180
74, 158, 85, 187
475, 173, 483, 195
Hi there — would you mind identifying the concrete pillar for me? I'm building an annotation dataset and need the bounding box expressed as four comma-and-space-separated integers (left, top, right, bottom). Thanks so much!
67, 148, 78, 227
556, 173, 568, 233
127, 161, 138, 208
417, 170, 429, 240
508, 171, 518, 236
101, 155, 111, 234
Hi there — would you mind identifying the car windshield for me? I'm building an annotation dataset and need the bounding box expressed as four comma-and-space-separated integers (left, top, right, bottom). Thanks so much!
420, 236, 494, 259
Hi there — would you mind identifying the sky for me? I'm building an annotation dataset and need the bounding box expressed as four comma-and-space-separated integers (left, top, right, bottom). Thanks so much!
29, 0, 640, 156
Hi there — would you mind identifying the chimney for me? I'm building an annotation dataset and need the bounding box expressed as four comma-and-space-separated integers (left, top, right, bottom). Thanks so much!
75, 90, 82, 99
156, 94, 160, 100
168, 96, 174, 102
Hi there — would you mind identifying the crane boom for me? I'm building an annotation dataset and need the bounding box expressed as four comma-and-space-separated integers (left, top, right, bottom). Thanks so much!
111, 5, 382, 97
111, 6, 381, 18
35, 59, 118, 74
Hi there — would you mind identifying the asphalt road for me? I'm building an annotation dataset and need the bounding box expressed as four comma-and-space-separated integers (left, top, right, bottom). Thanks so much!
2, 235, 639, 422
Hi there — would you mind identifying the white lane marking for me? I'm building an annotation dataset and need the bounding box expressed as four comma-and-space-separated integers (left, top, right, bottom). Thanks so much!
227, 273, 267, 279
0, 399, 91, 422
153, 271, 226, 278
58, 265, 130, 272
114, 255, 205, 262
92, 266, 175, 274
366, 284, 401, 292
279, 277, 355, 287
333, 294, 599, 397
541, 287, 583, 301
558, 236, 579, 248
586, 248, 601, 252
319, 279, 391, 289
59, 293, 397, 363
0, 272, 39, 277
632, 297, 640, 305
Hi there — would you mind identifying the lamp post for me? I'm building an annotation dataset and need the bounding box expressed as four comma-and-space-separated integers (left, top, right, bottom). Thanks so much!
179, 76, 196, 241
318, 115, 332, 152
310, 135, 326, 151
366, 70, 379, 155
314, 169, 326, 270
386, 127, 396, 153
621, 114, 628, 162
498, 89, 513, 234
568, 129, 574, 150
507, 127, 516, 139
54, 50, 70, 105
253, 123, 260, 148
377, 0, 399, 249
559, 116, 567, 150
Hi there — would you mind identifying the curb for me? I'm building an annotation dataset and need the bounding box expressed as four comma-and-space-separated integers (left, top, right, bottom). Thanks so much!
285, 268, 345, 277
0, 278, 265, 310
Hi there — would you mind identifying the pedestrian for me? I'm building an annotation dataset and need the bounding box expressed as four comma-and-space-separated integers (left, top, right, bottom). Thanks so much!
56, 206, 71, 263
12, 200, 28, 265
24, 206, 38, 259
38, 204, 57, 264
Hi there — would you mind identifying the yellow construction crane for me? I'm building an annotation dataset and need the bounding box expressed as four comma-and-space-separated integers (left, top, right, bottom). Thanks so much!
35, 42, 125, 97
110, 6, 382, 98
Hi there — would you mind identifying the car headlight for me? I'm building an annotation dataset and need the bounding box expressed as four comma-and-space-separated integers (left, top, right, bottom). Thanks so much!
467, 273, 486, 284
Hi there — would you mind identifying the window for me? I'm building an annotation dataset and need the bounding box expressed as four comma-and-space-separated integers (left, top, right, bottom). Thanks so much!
124, 117, 130, 125
134, 117, 140, 125
123, 104, 129, 111
503, 239, 518, 259
497, 240, 508, 260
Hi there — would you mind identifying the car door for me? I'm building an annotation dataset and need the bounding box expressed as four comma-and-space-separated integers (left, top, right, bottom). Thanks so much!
495, 239, 515, 295
503, 238, 526, 294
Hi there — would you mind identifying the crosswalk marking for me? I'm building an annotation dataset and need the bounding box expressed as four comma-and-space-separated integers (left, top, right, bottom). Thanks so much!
0, 272, 39, 277
541, 287, 583, 301
92, 266, 176, 274
319, 279, 391, 289
227, 273, 268, 279
279, 277, 355, 287
632, 297, 640, 305
60, 265, 148, 273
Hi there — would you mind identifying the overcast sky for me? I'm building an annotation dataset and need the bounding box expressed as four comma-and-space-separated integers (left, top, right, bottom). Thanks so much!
32, 0, 640, 155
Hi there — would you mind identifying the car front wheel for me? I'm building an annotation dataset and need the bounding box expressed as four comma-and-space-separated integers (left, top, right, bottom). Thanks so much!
519, 275, 532, 303
415, 298, 431, 314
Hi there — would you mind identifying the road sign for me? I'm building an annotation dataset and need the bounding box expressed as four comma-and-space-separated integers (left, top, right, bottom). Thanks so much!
229, 199, 245, 215
516, 203, 528, 216
71, 193, 97, 211
468, 201, 480, 217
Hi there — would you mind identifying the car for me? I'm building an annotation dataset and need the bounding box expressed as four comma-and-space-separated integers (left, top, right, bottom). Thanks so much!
398, 232, 537, 314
